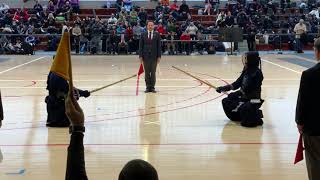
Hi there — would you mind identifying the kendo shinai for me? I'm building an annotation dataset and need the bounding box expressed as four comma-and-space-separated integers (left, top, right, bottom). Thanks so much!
216, 51, 264, 127
46, 66, 90, 127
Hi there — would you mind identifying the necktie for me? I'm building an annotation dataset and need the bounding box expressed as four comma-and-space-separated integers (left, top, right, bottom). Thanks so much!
148, 31, 152, 40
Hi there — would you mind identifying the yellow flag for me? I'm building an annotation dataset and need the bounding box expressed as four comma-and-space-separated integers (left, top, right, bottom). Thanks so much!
50, 32, 72, 81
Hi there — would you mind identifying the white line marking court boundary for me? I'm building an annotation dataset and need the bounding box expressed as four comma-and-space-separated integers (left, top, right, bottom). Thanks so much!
0, 56, 47, 75
262, 59, 302, 74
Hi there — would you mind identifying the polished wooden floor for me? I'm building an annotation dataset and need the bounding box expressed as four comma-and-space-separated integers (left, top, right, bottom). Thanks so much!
0, 54, 311, 180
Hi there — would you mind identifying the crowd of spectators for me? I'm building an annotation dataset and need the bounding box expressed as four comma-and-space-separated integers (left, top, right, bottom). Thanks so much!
0, 0, 80, 54
1, 0, 320, 55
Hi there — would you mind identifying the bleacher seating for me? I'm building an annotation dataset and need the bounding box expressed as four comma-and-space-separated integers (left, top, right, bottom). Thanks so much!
3, 0, 316, 52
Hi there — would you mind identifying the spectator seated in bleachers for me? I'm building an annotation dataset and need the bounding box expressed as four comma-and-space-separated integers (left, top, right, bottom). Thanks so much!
206, 35, 216, 54
118, 8, 128, 24
216, 10, 225, 26
309, 7, 320, 19
179, 0, 191, 21
47, 1, 56, 14
123, 0, 132, 12
118, 33, 128, 54
108, 13, 118, 24
170, 0, 179, 11
33, 0, 43, 13
180, 31, 191, 55
166, 27, 177, 55
204, 0, 212, 15
129, 8, 138, 25
138, 7, 147, 27
70, 0, 80, 14
196, 31, 205, 54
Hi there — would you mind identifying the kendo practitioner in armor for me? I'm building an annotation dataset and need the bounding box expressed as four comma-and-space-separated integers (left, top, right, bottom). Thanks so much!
216, 51, 264, 127
45, 57, 91, 127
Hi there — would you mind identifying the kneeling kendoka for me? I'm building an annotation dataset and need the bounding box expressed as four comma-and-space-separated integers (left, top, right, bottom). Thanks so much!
216, 51, 264, 127
46, 71, 90, 127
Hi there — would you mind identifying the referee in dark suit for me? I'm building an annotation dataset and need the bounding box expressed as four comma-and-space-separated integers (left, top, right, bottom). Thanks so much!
296, 38, 320, 180
139, 21, 161, 93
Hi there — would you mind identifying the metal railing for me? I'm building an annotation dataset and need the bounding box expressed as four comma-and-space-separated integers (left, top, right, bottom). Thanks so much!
0, 32, 318, 55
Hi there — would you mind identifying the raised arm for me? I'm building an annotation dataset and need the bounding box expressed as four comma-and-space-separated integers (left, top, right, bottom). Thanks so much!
65, 82, 88, 180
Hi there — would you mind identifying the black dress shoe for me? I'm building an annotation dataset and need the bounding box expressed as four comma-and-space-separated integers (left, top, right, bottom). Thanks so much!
145, 89, 151, 93
151, 89, 157, 93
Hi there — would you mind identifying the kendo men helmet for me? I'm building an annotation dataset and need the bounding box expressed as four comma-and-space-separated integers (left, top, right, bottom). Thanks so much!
243, 51, 261, 69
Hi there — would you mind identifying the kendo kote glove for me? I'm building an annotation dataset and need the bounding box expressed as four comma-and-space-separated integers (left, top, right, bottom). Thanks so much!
216, 85, 232, 93
79, 90, 90, 98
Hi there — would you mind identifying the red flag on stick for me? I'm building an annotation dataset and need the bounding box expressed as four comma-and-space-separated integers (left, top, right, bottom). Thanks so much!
136, 63, 144, 96
294, 134, 304, 164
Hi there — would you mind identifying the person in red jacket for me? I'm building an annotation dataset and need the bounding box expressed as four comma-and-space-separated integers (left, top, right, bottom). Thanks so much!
180, 32, 190, 40
170, 0, 179, 11
22, 8, 30, 22
180, 32, 190, 55
126, 25, 135, 53
156, 23, 166, 36
126, 25, 133, 40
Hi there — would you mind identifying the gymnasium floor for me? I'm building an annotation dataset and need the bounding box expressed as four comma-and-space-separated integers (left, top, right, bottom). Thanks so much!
0, 54, 313, 180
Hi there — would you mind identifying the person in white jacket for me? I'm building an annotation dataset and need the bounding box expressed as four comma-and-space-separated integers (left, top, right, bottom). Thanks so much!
309, 7, 320, 19
294, 19, 307, 53
0, 3, 9, 14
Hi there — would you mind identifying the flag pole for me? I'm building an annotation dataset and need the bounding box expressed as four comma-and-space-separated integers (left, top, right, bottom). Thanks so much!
172, 66, 217, 89
90, 74, 137, 94
67, 32, 73, 86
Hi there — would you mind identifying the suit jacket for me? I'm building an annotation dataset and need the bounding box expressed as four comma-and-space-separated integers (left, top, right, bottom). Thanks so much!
139, 31, 161, 61
296, 63, 320, 135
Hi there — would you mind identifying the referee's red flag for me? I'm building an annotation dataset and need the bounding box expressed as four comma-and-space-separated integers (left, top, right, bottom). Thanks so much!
294, 134, 304, 164
136, 63, 144, 96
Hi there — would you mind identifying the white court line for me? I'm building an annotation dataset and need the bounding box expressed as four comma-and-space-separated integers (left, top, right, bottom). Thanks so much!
0, 56, 47, 75
262, 59, 302, 74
